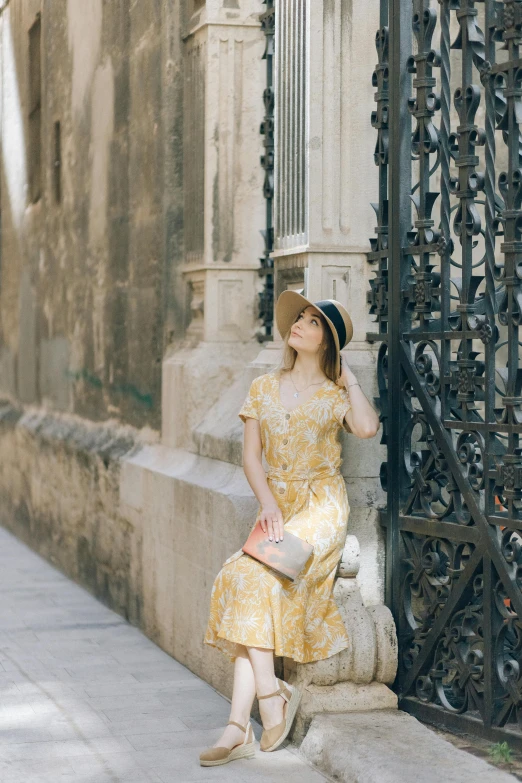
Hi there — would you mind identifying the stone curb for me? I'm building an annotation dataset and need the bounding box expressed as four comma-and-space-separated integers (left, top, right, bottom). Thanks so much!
299, 711, 518, 783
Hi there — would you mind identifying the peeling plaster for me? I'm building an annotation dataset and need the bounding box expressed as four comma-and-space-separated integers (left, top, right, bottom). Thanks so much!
67, 0, 103, 115
89, 58, 114, 248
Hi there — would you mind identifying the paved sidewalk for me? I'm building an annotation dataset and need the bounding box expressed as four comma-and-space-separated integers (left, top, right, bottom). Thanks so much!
0, 527, 326, 783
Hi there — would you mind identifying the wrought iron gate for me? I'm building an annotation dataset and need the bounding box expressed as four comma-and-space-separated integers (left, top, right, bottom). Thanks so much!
370, 0, 522, 746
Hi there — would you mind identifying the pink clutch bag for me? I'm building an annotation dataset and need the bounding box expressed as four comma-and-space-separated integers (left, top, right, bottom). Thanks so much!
242, 521, 314, 581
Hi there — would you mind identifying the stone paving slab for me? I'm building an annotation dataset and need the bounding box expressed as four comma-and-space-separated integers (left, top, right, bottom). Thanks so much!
300, 712, 518, 783
0, 527, 326, 783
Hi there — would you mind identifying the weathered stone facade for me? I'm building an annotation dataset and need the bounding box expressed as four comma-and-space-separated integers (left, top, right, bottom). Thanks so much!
0, 0, 398, 734
0, 0, 179, 428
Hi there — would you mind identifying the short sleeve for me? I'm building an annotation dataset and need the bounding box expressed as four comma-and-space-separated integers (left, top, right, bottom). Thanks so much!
333, 386, 352, 432
238, 377, 261, 423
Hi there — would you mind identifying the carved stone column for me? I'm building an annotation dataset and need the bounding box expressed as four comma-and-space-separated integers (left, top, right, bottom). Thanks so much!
181, 0, 265, 338
162, 0, 266, 450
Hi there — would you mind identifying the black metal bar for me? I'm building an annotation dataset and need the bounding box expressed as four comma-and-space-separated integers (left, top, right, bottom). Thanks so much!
258, 0, 275, 342
483, 554, 493, 729
382, 515, 481, 544
386, 0, 412, 646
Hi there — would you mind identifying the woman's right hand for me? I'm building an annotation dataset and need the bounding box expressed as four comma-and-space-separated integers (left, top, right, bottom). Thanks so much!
258, 503, 284, 543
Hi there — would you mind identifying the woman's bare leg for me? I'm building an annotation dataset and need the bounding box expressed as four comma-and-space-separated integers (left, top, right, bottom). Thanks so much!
247, 646, 285, 730
213, 645, 256, 749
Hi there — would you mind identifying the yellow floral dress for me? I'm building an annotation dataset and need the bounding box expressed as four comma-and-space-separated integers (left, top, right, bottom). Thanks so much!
204, 369, 352, 663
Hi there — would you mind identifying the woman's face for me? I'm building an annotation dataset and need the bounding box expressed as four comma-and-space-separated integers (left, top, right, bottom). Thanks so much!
288, 307, 325, 355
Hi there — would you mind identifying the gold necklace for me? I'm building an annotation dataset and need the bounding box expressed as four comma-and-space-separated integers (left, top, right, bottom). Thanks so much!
289, 372, 326, 398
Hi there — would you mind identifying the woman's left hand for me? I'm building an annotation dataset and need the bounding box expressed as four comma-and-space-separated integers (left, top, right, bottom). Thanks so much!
336, 353, 357, 388
336, 352, 380, 438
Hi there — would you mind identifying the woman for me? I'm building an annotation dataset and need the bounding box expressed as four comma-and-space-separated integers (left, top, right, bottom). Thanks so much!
200, 291, 380, 767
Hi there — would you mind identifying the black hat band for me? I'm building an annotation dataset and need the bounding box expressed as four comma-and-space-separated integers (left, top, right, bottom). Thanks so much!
315, 300, 347, 348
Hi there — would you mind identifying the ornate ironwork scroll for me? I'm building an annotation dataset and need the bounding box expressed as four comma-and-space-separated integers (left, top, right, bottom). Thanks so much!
370, 0, 522, 746
258, 0, 275, 342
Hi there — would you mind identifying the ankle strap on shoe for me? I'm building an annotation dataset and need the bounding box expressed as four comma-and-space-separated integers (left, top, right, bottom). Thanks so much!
227, 720, 247, 732
257, 678, 291, 703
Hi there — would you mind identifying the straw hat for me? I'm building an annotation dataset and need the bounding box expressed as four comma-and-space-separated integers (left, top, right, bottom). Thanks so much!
275, 291, 353, 379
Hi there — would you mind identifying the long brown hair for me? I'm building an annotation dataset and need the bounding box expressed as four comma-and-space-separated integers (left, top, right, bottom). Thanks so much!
278, 309, 338, 382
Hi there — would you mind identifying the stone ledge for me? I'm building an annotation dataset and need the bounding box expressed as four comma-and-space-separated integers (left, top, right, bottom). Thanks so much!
0, 401, 146, 623
0, 398, 144, 461
0, 400, 23, 428
300, 711, 517, 783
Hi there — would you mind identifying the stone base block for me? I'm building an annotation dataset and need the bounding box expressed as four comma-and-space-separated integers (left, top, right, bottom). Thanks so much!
300, 711, 517, 783
290, 681, 398, 744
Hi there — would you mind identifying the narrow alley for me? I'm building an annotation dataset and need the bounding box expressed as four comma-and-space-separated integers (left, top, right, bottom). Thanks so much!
0, 528, 326, 783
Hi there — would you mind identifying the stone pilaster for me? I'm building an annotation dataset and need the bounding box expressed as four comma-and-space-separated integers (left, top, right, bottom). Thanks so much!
162, 0, 266, 450
181, 0, 265, 343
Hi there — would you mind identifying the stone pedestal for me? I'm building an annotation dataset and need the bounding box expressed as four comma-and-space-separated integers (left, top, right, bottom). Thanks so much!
285, 536, 398, 743
161, 340, 261, 451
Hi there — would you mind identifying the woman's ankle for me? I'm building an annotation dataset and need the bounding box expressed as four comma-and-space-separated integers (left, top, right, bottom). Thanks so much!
258, 692, 284, 729
256, 676, 279, 699
229, 713, 251, 729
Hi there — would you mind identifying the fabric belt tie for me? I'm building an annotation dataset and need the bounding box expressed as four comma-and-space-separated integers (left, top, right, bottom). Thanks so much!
267, 468, 340, 484
267, 469, 341, 515
266, 469, 342, 524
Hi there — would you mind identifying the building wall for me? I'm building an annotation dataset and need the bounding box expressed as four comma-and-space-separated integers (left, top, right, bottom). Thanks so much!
0, 0, 179, 429
0, 0, 272, 697
0, 0, 395, 711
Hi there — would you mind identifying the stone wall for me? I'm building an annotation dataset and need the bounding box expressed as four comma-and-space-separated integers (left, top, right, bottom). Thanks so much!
0, 0, 182, 429
0, 379, 264, 697
0, 0, 398, 724
0, 0, 273, 700
0, 400, 145, 621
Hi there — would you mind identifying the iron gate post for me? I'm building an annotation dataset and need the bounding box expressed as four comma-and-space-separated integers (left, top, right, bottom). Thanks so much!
386, 0, 413, 642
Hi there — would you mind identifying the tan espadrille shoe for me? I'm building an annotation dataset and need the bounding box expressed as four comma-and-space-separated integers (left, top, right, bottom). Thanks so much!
199, 720, 255, 767
257, 678, 302, 752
